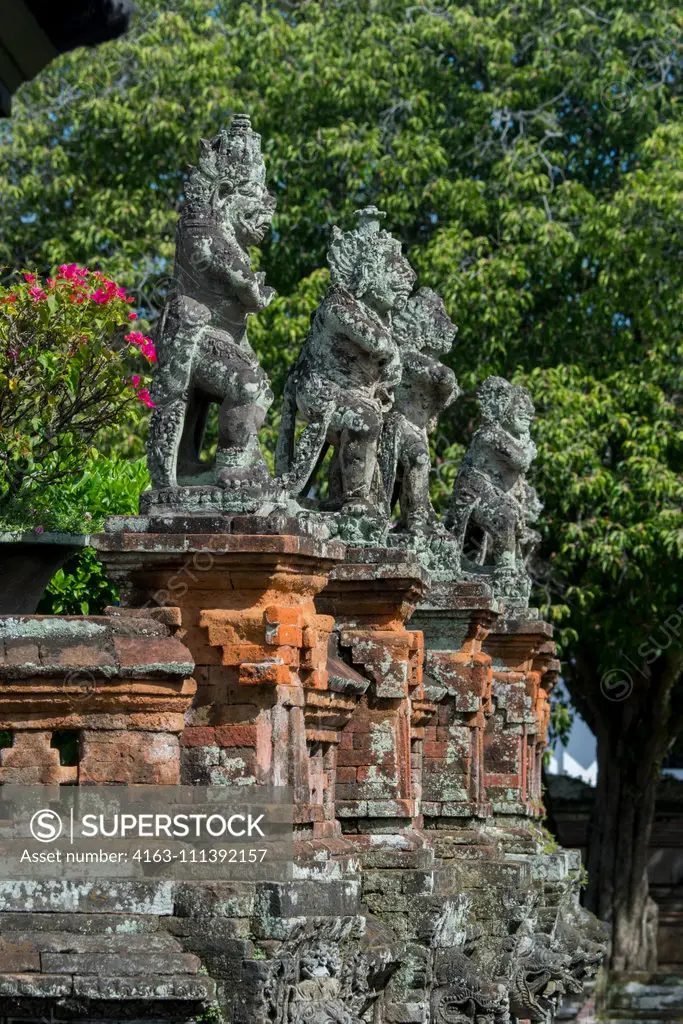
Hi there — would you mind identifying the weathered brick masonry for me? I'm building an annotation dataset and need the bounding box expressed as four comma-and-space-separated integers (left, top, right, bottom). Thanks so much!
0, 517, 605, 1023
0, 610, 195, 785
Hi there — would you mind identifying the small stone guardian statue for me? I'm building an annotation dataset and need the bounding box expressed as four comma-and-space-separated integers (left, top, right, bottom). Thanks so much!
445, 376, 541, 606
380, 287, 460, 535
275, 207, 416, 532
146, 114, 278, 508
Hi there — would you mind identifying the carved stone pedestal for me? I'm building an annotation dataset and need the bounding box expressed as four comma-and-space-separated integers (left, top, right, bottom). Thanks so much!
96, 515, 347, 834
316, 547, 428, 829
482, 616, 557, 818
410, 578, 499, 822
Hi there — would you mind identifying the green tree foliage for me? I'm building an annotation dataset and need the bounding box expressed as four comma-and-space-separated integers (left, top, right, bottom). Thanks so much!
0, 0, 680, 968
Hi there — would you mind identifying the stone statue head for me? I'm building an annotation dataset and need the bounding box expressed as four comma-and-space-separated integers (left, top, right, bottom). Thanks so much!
477, 377, 534, 439
184, 114, 276, 245
328, 206, 416, 314
431, 950, 510, 1024
392, 286, 458, 356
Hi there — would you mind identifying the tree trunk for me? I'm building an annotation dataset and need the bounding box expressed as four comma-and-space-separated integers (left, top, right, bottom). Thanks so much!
585, 716, 661, 970
581, 653, 681, 971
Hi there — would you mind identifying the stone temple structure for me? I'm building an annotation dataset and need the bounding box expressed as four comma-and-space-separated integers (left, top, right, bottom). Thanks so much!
0, 116, 606, 1022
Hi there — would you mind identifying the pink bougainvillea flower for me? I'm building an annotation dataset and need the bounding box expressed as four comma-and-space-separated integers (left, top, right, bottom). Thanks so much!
58, 264, 88, 281
34, 525, 44, 535
70, 295, 85, 304
1, 294, 18, 304
46, 278, 56, 288
128, 312, 137, 320
125, 330, 157, 362
85, 512, 92, 520
131, 375, 142, 389
91, 278, 120, 304
29, 286, 47, 301
136, 388, 156, 408
24, 272, 37, 283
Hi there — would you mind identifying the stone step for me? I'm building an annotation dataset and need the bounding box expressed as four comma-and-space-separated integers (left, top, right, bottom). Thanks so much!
604, 973, 683, 1021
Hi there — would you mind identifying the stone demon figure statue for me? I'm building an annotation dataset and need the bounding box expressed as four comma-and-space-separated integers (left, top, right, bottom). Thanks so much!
431, 950, 510, 1024
444, 376, 541, 606
552, 901, 608, 991
380, 287, 459, 536
147, 114, 276, 502
275, 207, 416, 526
495, 920, 577, 1024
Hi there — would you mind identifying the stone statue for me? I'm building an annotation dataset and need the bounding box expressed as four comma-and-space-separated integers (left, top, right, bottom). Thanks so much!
444, 376, 540, 606
264, 926, 397, 1024
380, 287, 460, 536
275, 207, 416, 534
146, 114, 277, 506
431, 950, 510, 1024
552, 902, 608, 990
496, 922, 575, 1024
287, 946, 356, 1024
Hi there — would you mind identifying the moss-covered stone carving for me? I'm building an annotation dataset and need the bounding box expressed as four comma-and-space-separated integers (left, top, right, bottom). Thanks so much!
275, 206, 416, 541
444, 376, 541, 609
146, 114, 281, 513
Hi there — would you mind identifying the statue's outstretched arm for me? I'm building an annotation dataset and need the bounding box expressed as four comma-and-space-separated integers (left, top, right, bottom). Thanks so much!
437, 365, 460, 407
481, 424, 528, 469
210, 239, 273, 312
328, 297, 394, 359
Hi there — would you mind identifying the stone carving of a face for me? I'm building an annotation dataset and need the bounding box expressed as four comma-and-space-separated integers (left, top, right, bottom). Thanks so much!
504, 390, 534, 441
362, 251, 415, 314
393, 287, 457, 359
217, 182, 276, 247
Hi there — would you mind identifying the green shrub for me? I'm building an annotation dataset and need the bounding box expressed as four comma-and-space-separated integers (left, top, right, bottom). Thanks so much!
33, 453, 150, 615
0, 264, 154, 521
